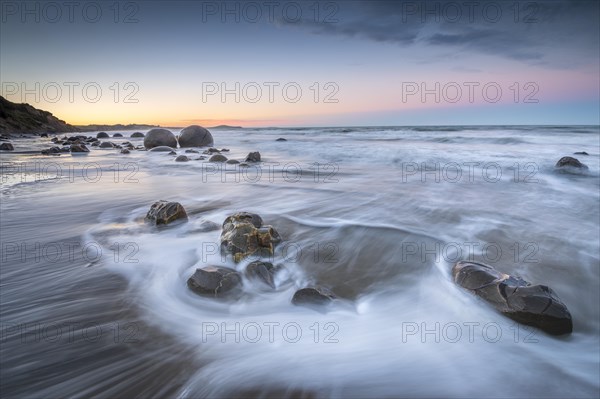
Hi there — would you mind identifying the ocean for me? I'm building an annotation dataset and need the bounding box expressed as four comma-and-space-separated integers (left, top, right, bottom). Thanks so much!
1, 125, 599, 398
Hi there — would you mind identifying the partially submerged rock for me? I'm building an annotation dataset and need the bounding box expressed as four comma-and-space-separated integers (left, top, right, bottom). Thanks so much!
220, 212, 281, 262
96, 132, 109, 138
573, 151, 588, 155
555, 156, 588, 173
131, 132, 145, 138
209, 154, 228, 162
292, 287, 336, 307
178, 125, 214, 147
245, 151, 261, 162
175, 155, 190, 162
70, 144, 90, 153
452, 261, 572, 335
144, 128, 177, 149
99, 141, 115, 148
113, 133, 123, 137
187, 266, 242, 298
0, 142, 14, 151
246, 260, 280, 288
145, 200, 188, 225
149, 146, 176, 152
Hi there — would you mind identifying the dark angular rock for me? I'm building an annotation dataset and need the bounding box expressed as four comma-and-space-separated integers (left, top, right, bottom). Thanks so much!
573, 151, 589, 155
220, 148, 230, 152
145, 200, 188, 226
245, 151, 261, 162
220, 212, 281, 262
121, 149, 130, 154
144, 128, 177, 149
97, 132, 109, 138
187, 266, 242, 298
452, 261, 573, 335
0, 142, 14, 151
40, 133, 48, 138
185, 149, 199, 153
246, 261, 280, 288
292, 287, 336, 307
178, 125, 214, 147
91, 141, 100, 147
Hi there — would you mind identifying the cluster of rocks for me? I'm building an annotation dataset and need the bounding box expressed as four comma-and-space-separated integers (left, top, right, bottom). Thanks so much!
143, 203, 334, 307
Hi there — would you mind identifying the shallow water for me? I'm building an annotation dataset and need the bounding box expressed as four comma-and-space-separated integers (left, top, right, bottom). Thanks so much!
1, 126, 599, 398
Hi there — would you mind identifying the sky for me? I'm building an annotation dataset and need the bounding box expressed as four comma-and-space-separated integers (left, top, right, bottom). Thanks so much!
1, 0, 599, 127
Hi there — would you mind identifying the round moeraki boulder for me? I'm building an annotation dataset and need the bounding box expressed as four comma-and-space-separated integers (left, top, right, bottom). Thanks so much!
131, 132, 145, 138
187, 266, 242, 298
96, 132, 109, 138
145, 200, 188, 225
149, 146, 176, 152
175, 155, 189, 162
209, 154, 228, 162
144, 128, 177, 149
178, 125, 214, 148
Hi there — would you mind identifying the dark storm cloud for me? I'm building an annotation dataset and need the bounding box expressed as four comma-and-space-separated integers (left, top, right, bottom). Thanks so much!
277, 0, 599, 67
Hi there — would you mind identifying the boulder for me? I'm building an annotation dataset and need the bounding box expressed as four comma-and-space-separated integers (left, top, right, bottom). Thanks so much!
121, 149, 130, 154
292, 287, 336, 307
178, 125, 214, 147
131, 132, 145, 138
99, 141, 115, 148
41, 146, 61, 155
96, 132, 109, 138
144, 128, 177, 149
91, 142, 100, 147
452, 261, 572, 335
226, 159, 240, 164
187, 266, 242, 298
555, 156, 588, 172
245, 152, 261, 162
70, 144, 90, 153
246, 261, 280, 288
0, 143, 14, 151
145, 200, 188, 225
276, 138, 287, 142
185, 149, 199, 153
220, 212, 281, 262
209, 154, 228, 162
113, 133, 123, 137
203, 147, 221, 154
175, 155, 189, 162
573, 151, 589, 155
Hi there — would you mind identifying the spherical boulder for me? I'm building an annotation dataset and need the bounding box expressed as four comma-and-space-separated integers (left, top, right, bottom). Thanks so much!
175, 155, 189, 162
144, 128, 177, 149
99, 141, 115, 148
96, 132, 109, 138
0, 143, 14, 151
113, 133, 123, 137
178, 125, 214, 148
131, 132, 145, 138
